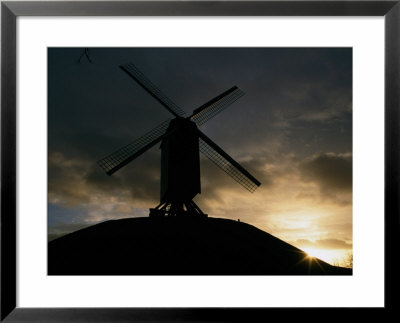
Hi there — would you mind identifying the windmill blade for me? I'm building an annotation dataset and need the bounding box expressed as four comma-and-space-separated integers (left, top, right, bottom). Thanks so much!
97, 119, 171, 175
190, 86, 245, 126
198, 130, 261, 193
120, 62, 186, 118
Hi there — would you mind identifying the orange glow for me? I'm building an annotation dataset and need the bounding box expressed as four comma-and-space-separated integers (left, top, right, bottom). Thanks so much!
302, 247, 349, 266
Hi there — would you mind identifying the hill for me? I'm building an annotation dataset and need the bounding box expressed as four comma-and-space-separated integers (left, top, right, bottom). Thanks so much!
48, 216, 352, 275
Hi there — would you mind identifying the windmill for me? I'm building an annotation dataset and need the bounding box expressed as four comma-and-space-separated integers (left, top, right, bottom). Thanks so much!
97, 62, 261, 217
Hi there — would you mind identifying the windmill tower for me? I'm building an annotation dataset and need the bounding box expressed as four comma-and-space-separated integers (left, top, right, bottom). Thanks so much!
97, 62, 261, 217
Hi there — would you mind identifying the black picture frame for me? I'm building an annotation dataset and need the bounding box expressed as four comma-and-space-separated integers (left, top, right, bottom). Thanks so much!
1, 1, 399, 321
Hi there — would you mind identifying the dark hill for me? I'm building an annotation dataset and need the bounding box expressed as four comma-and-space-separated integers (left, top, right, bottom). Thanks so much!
48, 217, 352, 275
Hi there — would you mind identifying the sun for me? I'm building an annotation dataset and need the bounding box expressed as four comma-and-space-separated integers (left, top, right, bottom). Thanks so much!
301, 247, 347, 265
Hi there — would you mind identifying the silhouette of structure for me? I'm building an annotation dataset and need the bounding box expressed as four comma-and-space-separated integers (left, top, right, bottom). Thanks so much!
98, 62, 261, 217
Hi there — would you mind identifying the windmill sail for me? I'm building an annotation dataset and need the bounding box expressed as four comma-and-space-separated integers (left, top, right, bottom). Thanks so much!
190, 86, 245, 126
97, 119, 172, 175
99, 62, 260, 217
120, 63, 186, 118
198, 130, 261, 193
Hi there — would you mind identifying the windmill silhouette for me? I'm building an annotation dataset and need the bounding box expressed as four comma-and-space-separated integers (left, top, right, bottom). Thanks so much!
97, 62, 261, 217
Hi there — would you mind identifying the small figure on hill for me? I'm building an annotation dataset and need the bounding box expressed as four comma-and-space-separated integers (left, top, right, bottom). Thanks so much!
77, 48, 92, 63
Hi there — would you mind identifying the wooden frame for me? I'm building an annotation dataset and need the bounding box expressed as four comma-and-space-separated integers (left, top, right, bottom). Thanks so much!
1, 1, 399, 321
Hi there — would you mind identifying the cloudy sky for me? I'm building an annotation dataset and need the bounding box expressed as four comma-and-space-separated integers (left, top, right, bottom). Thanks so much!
48, 48, 352, 265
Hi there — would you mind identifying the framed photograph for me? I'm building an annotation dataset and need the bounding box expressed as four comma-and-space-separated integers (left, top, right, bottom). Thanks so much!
1, 0, 398, 321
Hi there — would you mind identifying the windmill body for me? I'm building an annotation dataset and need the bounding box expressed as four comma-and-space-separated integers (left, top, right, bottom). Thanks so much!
160, 117, 200, 207
98, 62, 261, 217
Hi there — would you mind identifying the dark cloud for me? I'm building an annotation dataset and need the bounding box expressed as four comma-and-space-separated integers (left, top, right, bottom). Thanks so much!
48, 152, 93, 206
49, 149, 161, 207
299, 152, 352, 193
200, 154, 273, 192
48, 48, 352, 160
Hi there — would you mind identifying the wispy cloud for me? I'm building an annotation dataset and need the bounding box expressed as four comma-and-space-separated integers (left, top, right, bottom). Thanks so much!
291, 238, 352, 250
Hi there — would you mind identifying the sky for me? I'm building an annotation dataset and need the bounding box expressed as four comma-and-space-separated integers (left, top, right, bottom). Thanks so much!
48, 48, 352, 266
